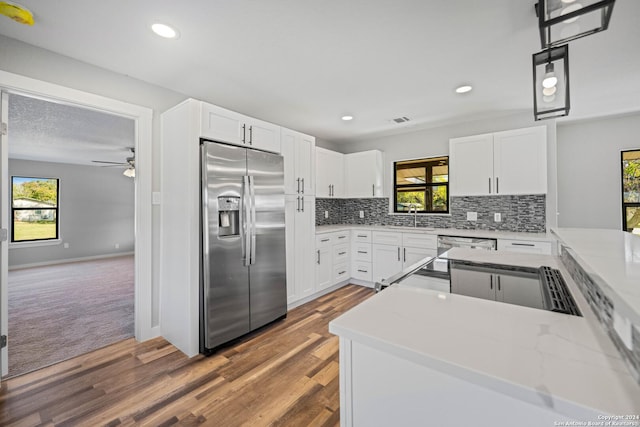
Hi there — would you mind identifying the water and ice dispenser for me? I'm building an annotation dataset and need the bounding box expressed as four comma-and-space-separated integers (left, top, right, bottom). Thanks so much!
218, 196, 240, 237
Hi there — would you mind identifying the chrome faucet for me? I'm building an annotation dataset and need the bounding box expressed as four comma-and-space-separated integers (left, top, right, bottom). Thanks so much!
409, 204, 418, 227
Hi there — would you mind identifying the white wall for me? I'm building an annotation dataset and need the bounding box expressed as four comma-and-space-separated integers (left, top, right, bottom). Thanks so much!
0, 34, 187, 327
329, 112, 558, 230
556, 113, 640, 230
9, 160, 134, 267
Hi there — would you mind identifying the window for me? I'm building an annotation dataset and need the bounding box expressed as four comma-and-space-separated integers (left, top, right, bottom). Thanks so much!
11, 176, 59, 242
394, 156, 448, 213
622, 150, 640, 235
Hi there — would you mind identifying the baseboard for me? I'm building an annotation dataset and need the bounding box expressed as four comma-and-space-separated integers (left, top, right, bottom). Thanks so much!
349, 278, 375, 288
9, 251, 135, 271
287, 280, 352, 310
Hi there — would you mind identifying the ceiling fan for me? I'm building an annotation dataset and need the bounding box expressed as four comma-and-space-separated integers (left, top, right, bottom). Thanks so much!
92, 147, 135, 177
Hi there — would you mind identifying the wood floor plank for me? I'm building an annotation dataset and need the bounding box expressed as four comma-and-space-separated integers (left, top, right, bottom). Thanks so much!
0, 284, 374, 426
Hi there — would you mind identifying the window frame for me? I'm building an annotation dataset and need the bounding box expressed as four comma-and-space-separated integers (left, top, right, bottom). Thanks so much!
11, 176, 60, 243
393, 156, 449, 214
621, 149, 640, 233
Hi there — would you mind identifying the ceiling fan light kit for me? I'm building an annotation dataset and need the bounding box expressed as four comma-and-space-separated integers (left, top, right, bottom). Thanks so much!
531, 0, 615, 120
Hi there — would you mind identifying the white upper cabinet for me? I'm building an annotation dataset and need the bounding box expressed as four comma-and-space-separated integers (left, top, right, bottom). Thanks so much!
282, 128, 315, 196
493, 126, 547, 195
201, 102, 281, 153
344, 150, 383, 197
449, 126, 547, 196
316, 147, 344, 197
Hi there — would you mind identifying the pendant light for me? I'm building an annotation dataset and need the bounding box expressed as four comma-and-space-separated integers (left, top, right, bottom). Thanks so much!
536, 0, 615, 48
532, 44, 570, 120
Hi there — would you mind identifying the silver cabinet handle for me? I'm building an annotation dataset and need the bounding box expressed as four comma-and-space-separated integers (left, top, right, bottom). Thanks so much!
490, 275, 493, 290
357, 250, 368, 254
357, 269, 368, 273
297, 177, 301, 194
372, 184, 375, 196
317, 250, 320, 264
338, 235, 346, 239
488, 177, 491, 194
497, 275, 501, 291
301, 196, 304, 212
357, 234, 367, 238
496, 177, 499, 194
248, 125, 253, 145
301, 178, 305, 194
512, 242, 535, 247
296, 196, 300, 212
403, 247, 406, 262
242, 124, 246, 143
338, 251, 346, 255
397, 247, 400, 261
321, 238, 330, 242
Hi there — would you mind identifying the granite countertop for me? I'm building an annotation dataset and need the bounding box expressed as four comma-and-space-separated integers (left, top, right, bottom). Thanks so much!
329, 248, 640, 419
316, 224, 553, 242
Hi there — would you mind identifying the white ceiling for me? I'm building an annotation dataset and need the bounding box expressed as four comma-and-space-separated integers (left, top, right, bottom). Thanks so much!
8, 93, 135, 166
0, 0, 639, 144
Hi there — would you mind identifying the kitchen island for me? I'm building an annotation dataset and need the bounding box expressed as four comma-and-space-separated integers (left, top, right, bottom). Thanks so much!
329, 243, 640, 426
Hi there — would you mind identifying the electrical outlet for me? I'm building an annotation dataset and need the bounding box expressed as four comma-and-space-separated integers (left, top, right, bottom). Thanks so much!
359, 210, 364, 218
466, 212, 478, 221
494, 213, 502, 222
115, 243, 120, 249
324, 210, 329, 219
63, 242, 69, 249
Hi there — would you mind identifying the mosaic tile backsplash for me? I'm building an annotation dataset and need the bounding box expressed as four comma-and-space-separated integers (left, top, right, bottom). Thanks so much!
316, 195, 546, 232
561, 246, 640, 384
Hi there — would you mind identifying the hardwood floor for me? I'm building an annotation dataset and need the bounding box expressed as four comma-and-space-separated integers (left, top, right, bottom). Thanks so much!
0, 284, 374, 426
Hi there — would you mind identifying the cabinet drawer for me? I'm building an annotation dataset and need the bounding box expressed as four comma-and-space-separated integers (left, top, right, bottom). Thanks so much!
372, 231, 401, 246
316, 234, 333, 248
352, 262, 372, 281
352, 230, 372, 243
353, 243, 372, 262
497, 239, 552, 255
402, 232, 437, 249
333, 243, 350, 263
333, 262, 350, 282
334, 231, 350, 244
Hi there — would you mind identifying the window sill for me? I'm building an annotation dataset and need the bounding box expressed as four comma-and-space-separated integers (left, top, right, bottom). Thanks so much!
10, 239, 62, 249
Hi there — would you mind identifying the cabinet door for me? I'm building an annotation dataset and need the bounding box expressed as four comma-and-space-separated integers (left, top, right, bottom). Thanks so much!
316, 147, 333, 197
344, 150, 383, 197
493, 126, 546, 195
281, 131, 297, 195
296, 197, 315, 298
316, 147, 344, 197
495, 274, 545, 310
316, 246, 333, 290
449, 133, 494, 196
372, 244, 402, 284
450, 267, 495, 301
201, 102, 243, 145
402, 246, 436, 268
246, 117, 281, 153
297, 133, 315, 196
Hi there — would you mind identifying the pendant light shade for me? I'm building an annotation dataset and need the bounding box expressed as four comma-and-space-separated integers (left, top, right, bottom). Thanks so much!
533, 44, 570, 120
537, 0, 615, 48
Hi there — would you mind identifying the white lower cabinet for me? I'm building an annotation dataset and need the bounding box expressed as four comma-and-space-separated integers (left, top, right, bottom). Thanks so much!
351, 230, 373, 282
316, 231, 351, 291
372, 231, 437, 284
285, 195, 316, 304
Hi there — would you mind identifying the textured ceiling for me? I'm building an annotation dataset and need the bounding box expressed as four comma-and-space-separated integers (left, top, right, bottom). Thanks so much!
8, 93, 135, 166
0, 1, 639, 144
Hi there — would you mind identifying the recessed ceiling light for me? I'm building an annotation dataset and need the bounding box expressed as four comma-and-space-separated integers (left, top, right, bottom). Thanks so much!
151, 23, 179, 39
455, 85, 473, 94
341, 115, 354, 121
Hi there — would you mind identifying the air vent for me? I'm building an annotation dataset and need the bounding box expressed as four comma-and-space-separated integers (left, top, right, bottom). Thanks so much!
392, 116, 410, 124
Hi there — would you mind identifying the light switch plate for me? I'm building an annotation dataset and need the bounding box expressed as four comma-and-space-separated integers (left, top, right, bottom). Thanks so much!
359, 210, 364, 218
467, 212, 477, 221
324, 210, 329, 219
494, 213, 502, 222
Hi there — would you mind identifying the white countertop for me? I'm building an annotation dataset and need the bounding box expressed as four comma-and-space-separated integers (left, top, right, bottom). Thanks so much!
316, 224, 553, 242
553, 228, 640, 326
329, 249, 640, 419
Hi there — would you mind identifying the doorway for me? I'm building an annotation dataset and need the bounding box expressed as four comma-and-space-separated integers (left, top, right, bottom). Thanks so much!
0, 70, 155, 380
6, 92, 136, 376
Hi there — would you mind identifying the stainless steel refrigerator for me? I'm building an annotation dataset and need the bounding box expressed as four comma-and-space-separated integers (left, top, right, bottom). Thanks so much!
200, 140, 286, 353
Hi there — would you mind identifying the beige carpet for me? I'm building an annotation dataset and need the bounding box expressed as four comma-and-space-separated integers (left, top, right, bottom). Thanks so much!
7, 255, 134, 378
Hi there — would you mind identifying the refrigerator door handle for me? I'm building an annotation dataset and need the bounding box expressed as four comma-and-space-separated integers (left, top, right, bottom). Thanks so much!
249, 175, 257, 265
242, 175, 251, 266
